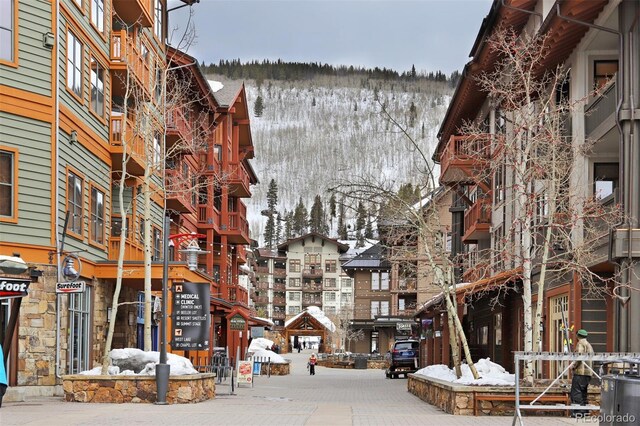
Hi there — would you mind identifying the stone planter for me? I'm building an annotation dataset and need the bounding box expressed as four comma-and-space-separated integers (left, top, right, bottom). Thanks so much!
408, 374, 600, 416
260, 362, 290, 376
62, 373, 215, 404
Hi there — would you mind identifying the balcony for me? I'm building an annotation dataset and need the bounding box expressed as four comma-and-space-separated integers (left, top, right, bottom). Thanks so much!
273, 268, 287, 278
252, 294, 268, 305
165, 169, 194, 213
462, 197, 491, 243
108, 238, 144, 261
302, 268, 323, 279
226, 162, 252, 198
112, 0, 152, 26
460, 250, 492, 283
110, 114, 146, 176
395, 278, 417, 292
220, 201, 250, 245
197, 204, 220, 230
302, 298, 322, 306
255, 266, 269, 274
585, 80, 616, 138
254, 281, 268, 290
439, 134, 492, 186
272, 311, 286, 320
272, 297, 286, 305
110, 30, 151, 98
166, 108, 193, 153
273, 282, 286, 291
302, 282, 322, 292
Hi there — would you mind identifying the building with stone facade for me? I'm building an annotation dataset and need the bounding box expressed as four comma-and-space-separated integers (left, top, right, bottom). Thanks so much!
0, 0, 260, 400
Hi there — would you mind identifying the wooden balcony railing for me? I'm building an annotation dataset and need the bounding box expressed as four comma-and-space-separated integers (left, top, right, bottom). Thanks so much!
397, 278, 417, 292
166, 108, 193, 151
302, 282, 322, 292
273, 268, 287, 277
255, 266, 269, 274
109, 114, 145, 175
302, 268, 323, 279
463, 197, 492, 242
110, 30, 150, 92
439, 134, 492, 185
459, 250, 492, 283
272, 297, 286, 305
272, 311, 286, 320
108, 238, 144, 261
165, 169, 193, 212
273, 282, 286, 291
227, 162, 251, 198
302, 298, 322, 306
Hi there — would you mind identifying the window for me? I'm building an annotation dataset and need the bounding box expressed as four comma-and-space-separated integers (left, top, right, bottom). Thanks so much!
371, 301, 379, 316
154, 0, 163, 40
68, 286, 92, 374
287, 306, 300, 315
0, 149, 16, 219
304, 253, 321, 268
371, 300, 388, 316
324, 306, 336, 315
153, 228, 161, 261
494, 165, 505, 205
594, 60, 618, 90
288, 291, 301, 302
289, 259, 301, 272
153, 133, 161, 165
111, 216, 128, 238
90, 0, 104, 33
324, 292, 336, 302
138, 217, 145, 243
288, 278, 301, 288
90, 187, 104, 245
90, 56, 105, 116
381, 272, 389, 290
323, 278, 336, 289
66, 31, 83, 98
0, 0, 16, 62
381, 300, 389, 316
371, 273, 380, 290
594, 163, 618, 200
340, 293, 351, 304
191, 175, 197, 206
325, 260, 336, 273
341, 277, 352, 288
67, 171, 83, 235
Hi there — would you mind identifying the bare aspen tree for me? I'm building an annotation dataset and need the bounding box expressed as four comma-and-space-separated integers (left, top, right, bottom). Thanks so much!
464, 27, 625, 383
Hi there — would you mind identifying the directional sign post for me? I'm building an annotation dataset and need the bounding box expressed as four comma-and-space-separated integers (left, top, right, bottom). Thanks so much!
171, 282, 210, 351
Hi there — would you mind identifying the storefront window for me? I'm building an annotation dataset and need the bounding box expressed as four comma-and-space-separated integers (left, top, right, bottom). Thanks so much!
68, 287, 92, 374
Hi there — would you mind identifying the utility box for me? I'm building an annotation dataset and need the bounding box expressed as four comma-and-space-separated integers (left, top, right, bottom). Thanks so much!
600, 374, 640, 425
354, 356, 368, 369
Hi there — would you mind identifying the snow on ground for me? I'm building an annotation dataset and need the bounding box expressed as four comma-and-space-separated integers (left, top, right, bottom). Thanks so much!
247, 337, 288, 364
415, 358, 515, 386
79, 348, 198, 376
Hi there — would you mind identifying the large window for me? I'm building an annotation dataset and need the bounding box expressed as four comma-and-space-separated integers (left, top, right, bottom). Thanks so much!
111, 216, 128, 238
341, 277, 352, 288
0, 0, 15, 63
153, 227, 162, 261
90, 56, 105, 116
288, 277, 301, 288
371, 272, 389, 291
288, 291, 301, 302
0, 149, 16, 219
90, 0, 104, 33
154, 0, 163, 40
289, 259, 301, 272
594, 60, 618, 90
66, 31, 83, 98
323, 278, 336, 289
68, 287, 92, 374
325, 260, 336, 273
67, 171, 83, 235
90, 186, 104, 245
324, 292, 336, 302
594, 163, 618, 200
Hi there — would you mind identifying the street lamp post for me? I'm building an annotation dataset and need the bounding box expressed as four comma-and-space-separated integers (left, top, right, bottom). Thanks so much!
156, 215, 171, 404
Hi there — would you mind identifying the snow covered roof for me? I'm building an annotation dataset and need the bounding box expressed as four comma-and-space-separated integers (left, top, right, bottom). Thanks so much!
207, 79, 224, 92
284, 306, 336, 332
278, 232, 349, 253
211, 80, 243, 107
341, 243, 390, 270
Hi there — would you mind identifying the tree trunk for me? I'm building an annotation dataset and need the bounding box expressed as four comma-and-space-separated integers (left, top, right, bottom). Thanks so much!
444, 289, 479, 379
446, 303, 462, 378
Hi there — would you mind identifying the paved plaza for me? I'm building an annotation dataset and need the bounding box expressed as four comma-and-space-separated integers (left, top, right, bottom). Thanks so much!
0, 350, 578, 425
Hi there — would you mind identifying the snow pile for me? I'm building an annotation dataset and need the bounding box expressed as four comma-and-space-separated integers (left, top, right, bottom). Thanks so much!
415, 358, 515, 386
247, 337, 287, 364
79, 348, 198, 376
208, 80, 224, 92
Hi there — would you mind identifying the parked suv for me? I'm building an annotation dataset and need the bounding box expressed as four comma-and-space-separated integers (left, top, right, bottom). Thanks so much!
385, 339, 419, 379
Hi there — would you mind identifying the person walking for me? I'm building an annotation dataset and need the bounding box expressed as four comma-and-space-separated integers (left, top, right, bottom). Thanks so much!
308, 353, 317, 376
0, 345, 8, 408
570, 329, 594, 417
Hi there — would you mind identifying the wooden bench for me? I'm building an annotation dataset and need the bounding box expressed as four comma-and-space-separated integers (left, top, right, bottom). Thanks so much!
473, 393, 569, 416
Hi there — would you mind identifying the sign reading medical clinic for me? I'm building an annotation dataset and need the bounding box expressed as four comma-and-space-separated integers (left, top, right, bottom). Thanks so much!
171, 282, 210, 351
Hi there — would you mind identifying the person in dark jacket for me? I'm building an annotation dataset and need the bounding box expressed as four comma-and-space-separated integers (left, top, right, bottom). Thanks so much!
308, 353, 317, 375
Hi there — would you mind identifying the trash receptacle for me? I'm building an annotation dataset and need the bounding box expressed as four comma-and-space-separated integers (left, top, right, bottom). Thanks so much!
600, 374, 640, 425
354, 356, 368, 369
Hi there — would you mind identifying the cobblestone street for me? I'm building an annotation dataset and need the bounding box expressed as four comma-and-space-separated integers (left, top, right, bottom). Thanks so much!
0, 350, 577, 426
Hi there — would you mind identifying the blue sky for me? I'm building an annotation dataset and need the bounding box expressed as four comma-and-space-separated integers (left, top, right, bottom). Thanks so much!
167, 0, 493, 75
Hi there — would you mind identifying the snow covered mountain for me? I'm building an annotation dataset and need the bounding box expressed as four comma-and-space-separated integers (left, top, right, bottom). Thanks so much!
206, 74, 454, 243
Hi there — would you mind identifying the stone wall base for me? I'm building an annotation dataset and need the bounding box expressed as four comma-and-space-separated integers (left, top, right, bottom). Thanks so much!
5, 385, 64, 402
62, 374, 215, 404
260, 362, 290, 375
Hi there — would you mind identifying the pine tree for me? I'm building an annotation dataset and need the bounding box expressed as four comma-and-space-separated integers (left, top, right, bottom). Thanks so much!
275, 212, 283, 245
292, 198, 308, 236
356, 202, 367, 234
411, 64, 417, 79
254, 95, 265, 117
263, 179, 279, 247
308, 195, 328, 234
329, 193, 337, 218
284, 211, 293, 240
408, 101, 417, 127
337, 201, 348, 239
365, 205, 376, 239
312, 97, 316, 107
